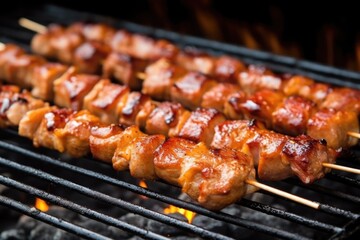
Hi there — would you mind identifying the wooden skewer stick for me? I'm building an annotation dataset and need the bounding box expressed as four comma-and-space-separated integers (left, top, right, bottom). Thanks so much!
348, 131, 360, 139
19, 18, 47, 34
245, 179, 320, 209
322, 163, 360, 174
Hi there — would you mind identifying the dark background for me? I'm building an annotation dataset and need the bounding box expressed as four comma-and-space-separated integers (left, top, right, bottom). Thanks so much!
2, 0, 360, 71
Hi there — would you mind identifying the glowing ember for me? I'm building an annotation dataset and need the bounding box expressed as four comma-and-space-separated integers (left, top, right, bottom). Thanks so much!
35, 198, 49, 212
164, 205, 196, 223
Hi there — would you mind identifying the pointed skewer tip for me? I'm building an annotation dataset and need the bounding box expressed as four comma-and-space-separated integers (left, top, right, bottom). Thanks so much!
19, 17, 47, 34
245, 179, 320, 209
322, 163, 360, 174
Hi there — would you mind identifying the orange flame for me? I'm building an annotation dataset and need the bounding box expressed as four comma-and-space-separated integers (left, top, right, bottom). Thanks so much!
139, 180, 148, 199
139, 180, 147, 188
164, 205, 196, 223
35, 198, 49, 212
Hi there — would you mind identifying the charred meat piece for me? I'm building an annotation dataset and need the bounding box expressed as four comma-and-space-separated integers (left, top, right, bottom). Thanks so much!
173, 108, 225, 146
83, 79, 129, 124
321, 88, 360, 114
154, 137, 255, 210
0, 87, 47, 127
238, 65, 282, 93
142, 58, 187, 100
54, 67, 100, 110
145, 102, 187, 136
73, 41, 111, 74
102, 52, 148, 90
201, 83, 241, 112
171, 72, 217, 110
282, 76, 331, 104
307, 109, 359, 149
90, 124, 124, 163
31, 63, 68, 101
119, 92, 152, 126
272, 96, 316, 136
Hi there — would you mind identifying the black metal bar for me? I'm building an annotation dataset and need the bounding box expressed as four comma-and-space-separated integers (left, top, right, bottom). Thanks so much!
0, 175, 170, 240
0, 195, 111, 240
256, 188, 359, 220
239, 198, 343, 234
326, 173, 360, 188
0, 139, 319, 239
285, 179, 360, 205
319, 205, 359, 221
0, 156, 237, 240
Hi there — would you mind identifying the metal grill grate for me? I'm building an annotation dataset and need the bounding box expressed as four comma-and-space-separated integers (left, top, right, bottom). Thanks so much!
0, 4, 359, 240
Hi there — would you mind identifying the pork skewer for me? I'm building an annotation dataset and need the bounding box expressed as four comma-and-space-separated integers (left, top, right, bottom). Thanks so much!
18, 19, 360, 142
20, 17, 360, 111
0, 85, 324, 210
0, 43, 356, 179
1, 59, 355, 182
0, 43, 358, 151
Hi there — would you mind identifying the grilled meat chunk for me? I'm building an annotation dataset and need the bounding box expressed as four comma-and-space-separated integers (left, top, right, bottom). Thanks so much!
54, 67, 100, 110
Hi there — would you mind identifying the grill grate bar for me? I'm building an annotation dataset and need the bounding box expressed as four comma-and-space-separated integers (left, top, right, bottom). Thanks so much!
239, 199, 343, 234
0, 137, 336, 239
285, 179, 360, 206
0, 195, 111, 240
255, 187, 359, 220
0, 156, 239, 240
326, 173, 360, 188
0, 175, 170, 240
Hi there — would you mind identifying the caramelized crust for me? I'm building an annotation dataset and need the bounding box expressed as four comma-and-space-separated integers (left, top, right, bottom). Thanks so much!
142, 58, 187, 100
0, 88, 47, 127
119, 92, 151, 126
237, 89, 284, 128
211, 120, 337, 183
282, 76, 331, 104
31, 63, 68, 101
145, 102, 186, 136
174, 108, 226, 146
102, 52, 148, 90
0, 44, 26, 81
53, 110, 101, 157
32, 108, 73, 151
272, 96, 316, 136
128, 134, 166, 179
282, 135, 337, 184
4, 54, 46, 88
238, 65, 282, 93
90, 124, 124, 163
171, 72, 217, 110
154, 137, 255, 210
201, 83, 241, 112
19, 106, 55, 139
223, 91, 247, 120
307, 109, 359, 149
83, 79, 129, 124
74, 41, 111, 74
214, 56, 246, 83
321, 88, 360, 114
112, 125, 146, 171
153, 137, 197, 185
53, 67, 100, 110
176, 48, 216, 76
110, 30, 178, 60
